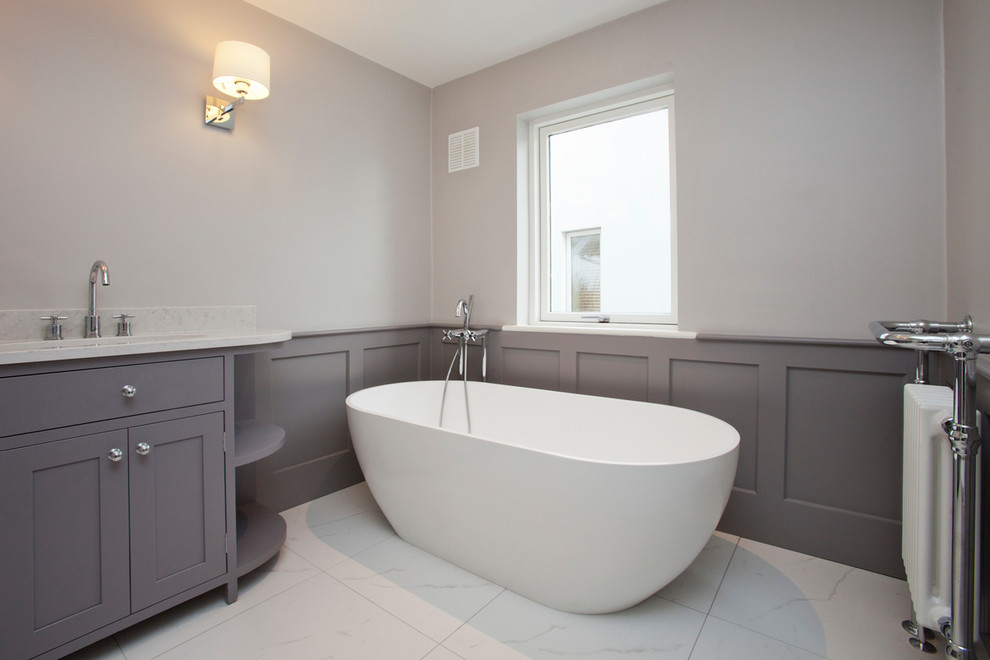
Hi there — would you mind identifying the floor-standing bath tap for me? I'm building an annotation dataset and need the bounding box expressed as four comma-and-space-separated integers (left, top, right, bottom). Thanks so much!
85, 260, 110, 338
440, 295, 488, 433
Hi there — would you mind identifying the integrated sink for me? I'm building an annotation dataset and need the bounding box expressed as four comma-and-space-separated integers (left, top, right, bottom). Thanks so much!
0, 307, 291, 366
0, 333, 208, 352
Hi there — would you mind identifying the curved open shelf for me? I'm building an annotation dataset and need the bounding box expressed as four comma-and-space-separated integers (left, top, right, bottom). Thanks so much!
235, 502, 287, 577
234, 421, 285, 467
233, 421, 287, 577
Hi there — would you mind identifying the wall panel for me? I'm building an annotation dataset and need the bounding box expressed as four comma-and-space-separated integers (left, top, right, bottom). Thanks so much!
272, 351, 350, 462
502, 347, 560, 391
364, 343, 422, 389
576, 352, 649, 401
670, 359, 759, 492
784, 367, 904, 520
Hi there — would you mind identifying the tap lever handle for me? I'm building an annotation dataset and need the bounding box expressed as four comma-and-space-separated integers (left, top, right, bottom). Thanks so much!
113, 314, 135, 337
40, 315, 67, 341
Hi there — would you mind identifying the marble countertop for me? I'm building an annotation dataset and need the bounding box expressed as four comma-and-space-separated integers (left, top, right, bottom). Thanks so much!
0, 327, 291, 366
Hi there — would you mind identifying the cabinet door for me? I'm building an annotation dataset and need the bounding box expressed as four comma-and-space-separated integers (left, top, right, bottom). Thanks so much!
0, 430, 130, 659
128, 413, 226, 611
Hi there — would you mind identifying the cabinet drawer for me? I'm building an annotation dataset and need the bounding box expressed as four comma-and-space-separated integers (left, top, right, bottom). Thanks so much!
0, 357, 224, 437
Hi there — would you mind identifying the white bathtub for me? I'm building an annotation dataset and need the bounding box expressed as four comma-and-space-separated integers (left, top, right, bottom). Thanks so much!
345, 380, 739, 614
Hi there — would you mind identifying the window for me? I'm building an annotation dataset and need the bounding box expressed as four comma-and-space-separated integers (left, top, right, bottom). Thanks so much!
564, 228, 601, 312
532, 90, 676, 325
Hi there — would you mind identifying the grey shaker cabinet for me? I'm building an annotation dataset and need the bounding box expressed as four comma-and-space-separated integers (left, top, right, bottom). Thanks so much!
0, 429, 132, 659
127, 413, 226, 611
0, 414, 225, 658
0, 354, 245, 659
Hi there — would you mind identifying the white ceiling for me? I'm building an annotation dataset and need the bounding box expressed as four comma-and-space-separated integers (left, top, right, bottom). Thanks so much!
243, 0, 669, 88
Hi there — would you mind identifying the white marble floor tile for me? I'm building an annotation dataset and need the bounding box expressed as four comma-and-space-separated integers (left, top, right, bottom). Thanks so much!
659, 531, 739, 613
329, 535, 505, 641
61, 636, 125, 660
444, 588, 706, 660
426, 645, 468, 660
690, 616, 826, 660
709, 539, 913, 659
281, 481, 396, 569
113, 547, 320, 660
154, 572, 436, 660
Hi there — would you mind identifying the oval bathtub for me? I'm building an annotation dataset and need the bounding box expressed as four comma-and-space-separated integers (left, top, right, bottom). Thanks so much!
345, 380, 739, 614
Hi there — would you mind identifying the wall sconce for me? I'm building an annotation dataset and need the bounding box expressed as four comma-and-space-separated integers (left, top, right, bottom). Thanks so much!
204, 41, 270, 131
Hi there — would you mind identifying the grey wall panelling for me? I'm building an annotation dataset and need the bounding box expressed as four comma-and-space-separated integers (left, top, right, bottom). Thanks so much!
669, 359, 760, 493
243, 327, 432, 514
252, 325, 918, 577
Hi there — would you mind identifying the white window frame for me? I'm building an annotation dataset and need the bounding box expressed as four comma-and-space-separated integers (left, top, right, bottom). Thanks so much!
529, 88, 677, 327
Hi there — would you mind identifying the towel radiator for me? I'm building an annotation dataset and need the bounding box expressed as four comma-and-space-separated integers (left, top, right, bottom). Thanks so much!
871, 316, 983, 659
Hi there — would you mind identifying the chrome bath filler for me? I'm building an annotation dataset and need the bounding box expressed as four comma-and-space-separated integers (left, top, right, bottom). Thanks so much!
439, 295, 488, 433
871, 316, 985, 659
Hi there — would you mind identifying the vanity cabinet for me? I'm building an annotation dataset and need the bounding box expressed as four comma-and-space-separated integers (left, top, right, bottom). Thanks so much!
0, 347, 283, 660
128, 413, 227, 610
0, 428, 131, 659
0, 414, 225, 659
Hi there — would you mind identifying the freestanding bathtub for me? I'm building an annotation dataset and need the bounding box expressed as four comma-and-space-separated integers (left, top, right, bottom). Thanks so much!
345, 380, 739, 614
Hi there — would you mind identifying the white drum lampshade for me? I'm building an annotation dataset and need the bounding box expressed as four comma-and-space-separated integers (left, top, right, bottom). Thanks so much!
212, 40, 270, 100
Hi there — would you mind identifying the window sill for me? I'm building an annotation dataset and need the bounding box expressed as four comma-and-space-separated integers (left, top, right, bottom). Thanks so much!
501, 323, 696, 339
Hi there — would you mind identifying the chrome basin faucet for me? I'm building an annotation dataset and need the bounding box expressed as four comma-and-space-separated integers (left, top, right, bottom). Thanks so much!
85, 260, 110, 338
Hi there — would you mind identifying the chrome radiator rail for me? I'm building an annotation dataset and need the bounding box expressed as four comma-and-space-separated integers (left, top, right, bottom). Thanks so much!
870, 316, 984, 659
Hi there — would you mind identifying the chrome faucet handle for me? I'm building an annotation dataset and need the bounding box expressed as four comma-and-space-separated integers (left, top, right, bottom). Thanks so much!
39, 315, 67, 341
113, 313, 135, 337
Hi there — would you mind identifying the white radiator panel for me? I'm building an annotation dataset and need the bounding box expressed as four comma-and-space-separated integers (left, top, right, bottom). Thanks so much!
902, 383, 953, 630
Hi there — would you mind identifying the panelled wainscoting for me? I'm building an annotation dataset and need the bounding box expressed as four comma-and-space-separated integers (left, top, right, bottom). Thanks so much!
236, 327, 434, 514
243, 325, 917, 578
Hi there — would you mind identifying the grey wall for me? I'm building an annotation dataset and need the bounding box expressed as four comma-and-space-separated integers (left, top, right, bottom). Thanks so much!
430, 0, 946, 339
945, 0, 990, 329
0, 0, 432, 332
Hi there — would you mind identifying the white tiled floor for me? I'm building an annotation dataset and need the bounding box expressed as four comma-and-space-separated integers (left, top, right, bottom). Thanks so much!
68, 483, 935, 660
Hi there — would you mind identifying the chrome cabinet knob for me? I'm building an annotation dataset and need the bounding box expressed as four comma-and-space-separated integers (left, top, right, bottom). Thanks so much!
121, 384, 137, 398
136, 442, 151, 456
108, 448, 124, 462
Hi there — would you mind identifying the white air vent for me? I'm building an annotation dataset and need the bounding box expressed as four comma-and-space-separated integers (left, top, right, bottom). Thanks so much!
448, 127, 479, 172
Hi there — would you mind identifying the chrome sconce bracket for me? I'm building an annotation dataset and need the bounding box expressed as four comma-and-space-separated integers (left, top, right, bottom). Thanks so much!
205, 95, 240, 130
